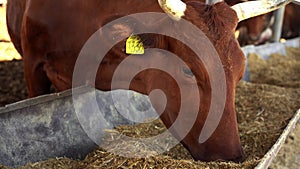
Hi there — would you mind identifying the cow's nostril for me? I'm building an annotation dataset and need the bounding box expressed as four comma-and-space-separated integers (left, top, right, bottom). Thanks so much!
248, 34, 259, 41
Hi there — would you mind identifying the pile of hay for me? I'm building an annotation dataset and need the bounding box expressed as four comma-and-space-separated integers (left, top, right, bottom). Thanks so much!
9, 46, 298, 169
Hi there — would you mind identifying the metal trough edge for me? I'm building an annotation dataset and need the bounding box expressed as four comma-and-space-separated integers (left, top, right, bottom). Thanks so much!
0, 85, 92, 114
0, 86, 99, 167
255, 109, 300, 169
242, 37, 300, 60
0, 85, 158, 167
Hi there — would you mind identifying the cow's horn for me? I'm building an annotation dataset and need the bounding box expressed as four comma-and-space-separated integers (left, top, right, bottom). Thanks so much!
158, 0, 187, 20
293, 0, 300, 5
232, 0, 293, 22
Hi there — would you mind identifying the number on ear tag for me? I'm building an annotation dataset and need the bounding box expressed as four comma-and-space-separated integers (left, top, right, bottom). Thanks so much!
126, 35, 144, 54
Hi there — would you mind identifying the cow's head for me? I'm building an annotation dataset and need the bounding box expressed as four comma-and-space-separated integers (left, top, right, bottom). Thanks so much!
95, 0, 292, 162
238, 14, 270, 44
237, 11, 276, 45
152, 0, 291, 161
153, 0, 246, 162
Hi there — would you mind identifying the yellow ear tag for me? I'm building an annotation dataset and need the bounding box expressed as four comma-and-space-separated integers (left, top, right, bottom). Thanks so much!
126, 35, 144, 55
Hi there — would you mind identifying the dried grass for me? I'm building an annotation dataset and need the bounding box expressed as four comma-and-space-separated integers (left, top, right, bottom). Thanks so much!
14, 47, 300, 169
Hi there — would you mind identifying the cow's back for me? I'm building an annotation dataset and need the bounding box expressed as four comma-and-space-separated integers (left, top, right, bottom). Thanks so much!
6, 0, 26, 55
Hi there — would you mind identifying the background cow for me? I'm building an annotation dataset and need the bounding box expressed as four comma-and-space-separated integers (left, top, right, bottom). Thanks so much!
281, 3, 300, 39
227, 1, 300, 45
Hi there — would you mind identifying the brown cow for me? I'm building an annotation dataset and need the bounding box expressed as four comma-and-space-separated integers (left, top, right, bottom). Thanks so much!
6, 0, 26, 55
228, 1, 300, 45
226, 0, 273, 45
6, 0, 291, 162
282, 3, 300, 39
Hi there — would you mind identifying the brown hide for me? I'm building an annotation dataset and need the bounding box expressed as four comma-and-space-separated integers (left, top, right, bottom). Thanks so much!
282, 3, 300, 39
7, 0, 246, 162
6, 0, 27, 55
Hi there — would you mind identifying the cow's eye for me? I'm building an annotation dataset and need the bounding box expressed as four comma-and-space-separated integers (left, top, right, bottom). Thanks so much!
182, 66, 194, 78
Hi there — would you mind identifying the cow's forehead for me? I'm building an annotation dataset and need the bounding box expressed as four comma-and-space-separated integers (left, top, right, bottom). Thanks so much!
183, 1, 238, 33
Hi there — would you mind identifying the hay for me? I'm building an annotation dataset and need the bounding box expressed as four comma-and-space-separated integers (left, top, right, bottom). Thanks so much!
13, 46, 300, 169
248, 47, 300, 88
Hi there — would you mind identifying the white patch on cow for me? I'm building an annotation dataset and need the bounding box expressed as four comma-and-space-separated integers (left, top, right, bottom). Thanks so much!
258, 27, 272, 44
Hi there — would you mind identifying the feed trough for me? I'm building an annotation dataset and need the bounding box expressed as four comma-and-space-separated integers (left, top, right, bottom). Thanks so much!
0, 38, 299, 168
0, 87, 158, 167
